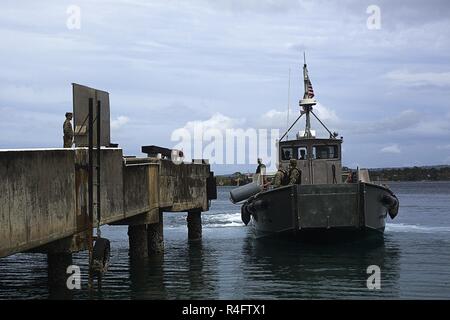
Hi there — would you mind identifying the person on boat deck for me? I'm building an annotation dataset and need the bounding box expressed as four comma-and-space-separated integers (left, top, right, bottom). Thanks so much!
288, 159, 302, 185
273, 164, 288, 188
254, 158, 266, 185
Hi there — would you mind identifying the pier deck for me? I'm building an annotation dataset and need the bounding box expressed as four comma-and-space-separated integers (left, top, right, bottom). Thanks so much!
0, 147, 215, 258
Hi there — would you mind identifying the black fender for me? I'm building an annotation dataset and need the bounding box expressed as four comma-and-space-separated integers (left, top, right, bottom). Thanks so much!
90, 237, 111, 276
381, 194, 399, 219
241, 198, 269, 226
241, 203, 251, 226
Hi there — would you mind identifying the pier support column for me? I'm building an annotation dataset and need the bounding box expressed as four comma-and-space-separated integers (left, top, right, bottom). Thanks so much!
47, 252, 73, 298
148, 211, 164, 254
128, 224, 149, 260
187, 210, 202, 241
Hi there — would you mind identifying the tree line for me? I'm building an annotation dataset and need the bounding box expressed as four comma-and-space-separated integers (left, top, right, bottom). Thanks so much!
216, 166, 450, 186
368, 166, 450, 182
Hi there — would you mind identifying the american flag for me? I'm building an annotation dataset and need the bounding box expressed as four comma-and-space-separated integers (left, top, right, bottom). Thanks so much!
303, 65, 315, 99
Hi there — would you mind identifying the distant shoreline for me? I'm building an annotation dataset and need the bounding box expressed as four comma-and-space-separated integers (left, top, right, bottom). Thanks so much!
216, 166, 450, 186
216, 179, 450, 186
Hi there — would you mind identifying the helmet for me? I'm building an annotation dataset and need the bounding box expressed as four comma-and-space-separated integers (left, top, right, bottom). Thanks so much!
289, 159, 297, 167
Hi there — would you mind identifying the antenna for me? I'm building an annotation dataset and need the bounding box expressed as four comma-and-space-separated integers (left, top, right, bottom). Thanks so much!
286, 68, 291, 141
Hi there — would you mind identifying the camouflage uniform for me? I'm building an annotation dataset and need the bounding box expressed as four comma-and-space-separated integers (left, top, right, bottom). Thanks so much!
273, 168, 287, 188
288, 159, 301, 185
63, 116, 73, 148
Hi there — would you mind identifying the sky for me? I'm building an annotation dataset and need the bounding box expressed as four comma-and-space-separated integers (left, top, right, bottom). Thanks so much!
1, 0, 450, 174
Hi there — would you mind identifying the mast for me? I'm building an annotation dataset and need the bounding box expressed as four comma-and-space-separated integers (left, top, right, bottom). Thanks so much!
300, 52, 316, 138
280, 54, 337, 141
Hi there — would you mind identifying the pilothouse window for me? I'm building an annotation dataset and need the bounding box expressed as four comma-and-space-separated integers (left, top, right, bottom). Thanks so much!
312, 145, 339, 159
281, 148, 293, 160
297, 147, 307, 160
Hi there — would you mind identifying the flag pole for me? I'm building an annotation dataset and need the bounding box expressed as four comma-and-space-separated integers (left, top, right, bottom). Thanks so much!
303, 52, 307, 99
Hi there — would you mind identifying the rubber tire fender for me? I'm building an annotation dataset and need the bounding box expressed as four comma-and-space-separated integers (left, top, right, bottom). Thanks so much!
91, 237, 111, 276
241, 204, 251, 226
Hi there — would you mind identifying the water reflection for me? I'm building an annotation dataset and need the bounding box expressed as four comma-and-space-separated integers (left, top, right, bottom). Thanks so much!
240, 232, 401, 299
127, 238, 220, 299
183, 240, 220, 299
129, 254, 167, 299
187, 241, 206, 294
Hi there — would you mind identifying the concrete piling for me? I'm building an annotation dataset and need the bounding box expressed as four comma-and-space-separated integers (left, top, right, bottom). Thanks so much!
47, 252, 73, 287
187, 210, 202, 241
47, 252, 73, 298
128, 224, 149, 260
148, 211, 164, 254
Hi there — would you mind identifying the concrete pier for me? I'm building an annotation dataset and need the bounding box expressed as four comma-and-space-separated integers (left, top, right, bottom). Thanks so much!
0, 148, 216, 295
148, 211, 164, 254
187, 210, 202, 241
1, 150, 214, 257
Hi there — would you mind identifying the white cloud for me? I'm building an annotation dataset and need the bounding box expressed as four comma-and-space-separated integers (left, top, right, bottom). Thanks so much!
314, 103, 340, 124
171, 112, 246, 160
255, 108, 289, 129
170, 112, 281, 168
255, 103, 340, 131
385, 70, 450, 87
182, 113, 245, 132
380, 144, 401, 154
111, 116, 129, 130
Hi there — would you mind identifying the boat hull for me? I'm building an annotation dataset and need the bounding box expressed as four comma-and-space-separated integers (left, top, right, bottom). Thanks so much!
242, 182, 398, 240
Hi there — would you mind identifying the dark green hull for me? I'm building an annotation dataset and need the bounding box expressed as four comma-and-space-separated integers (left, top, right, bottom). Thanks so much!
241, 182, 398, 240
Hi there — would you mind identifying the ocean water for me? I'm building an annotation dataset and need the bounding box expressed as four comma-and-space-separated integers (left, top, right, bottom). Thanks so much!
1, 182, 450, 299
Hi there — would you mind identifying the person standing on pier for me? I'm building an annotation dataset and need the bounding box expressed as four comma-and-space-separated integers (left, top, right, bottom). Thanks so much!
63, 112, 74, 148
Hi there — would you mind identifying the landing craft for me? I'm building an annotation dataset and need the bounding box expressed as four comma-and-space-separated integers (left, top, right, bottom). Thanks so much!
230, 57, 399, 239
